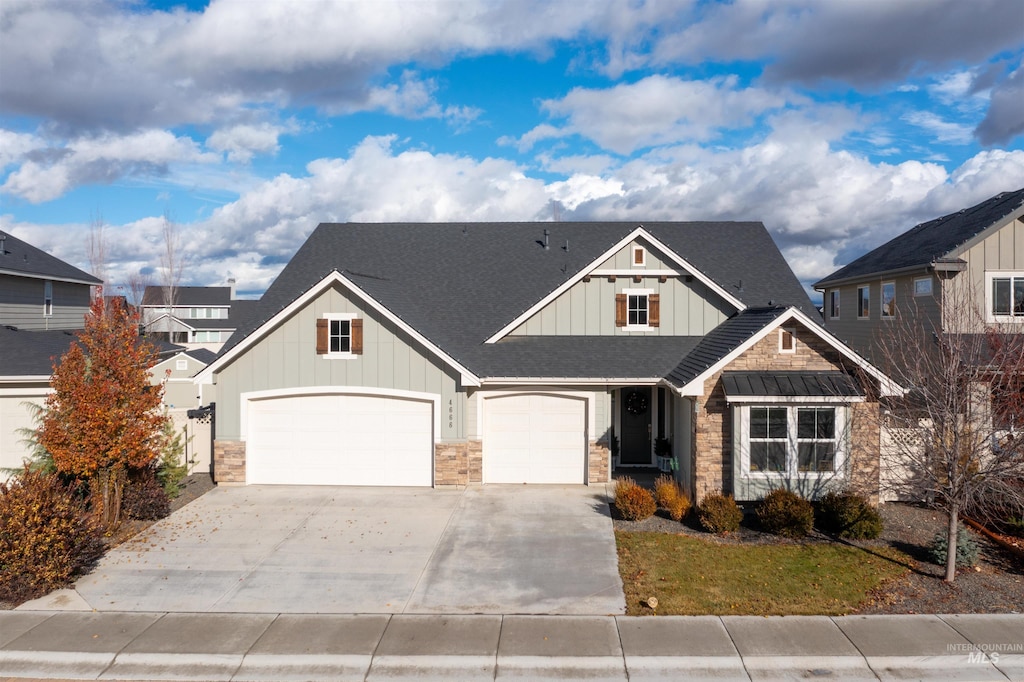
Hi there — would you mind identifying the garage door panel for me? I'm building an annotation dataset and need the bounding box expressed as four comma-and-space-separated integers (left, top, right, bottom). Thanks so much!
484, 394, 586, 484
246, 393, 433, 486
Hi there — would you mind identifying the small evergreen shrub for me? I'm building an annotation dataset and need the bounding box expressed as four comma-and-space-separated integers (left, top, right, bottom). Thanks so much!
697, 492, 743, 534
757, 489, 814, 538
929, 524, 979, 568
654, 475, 690, 522
818, 490, 884, 540
0, 467, 104, 603
615, 477, 657, 521
123, 467, 171, 521
156, 415, 188, 498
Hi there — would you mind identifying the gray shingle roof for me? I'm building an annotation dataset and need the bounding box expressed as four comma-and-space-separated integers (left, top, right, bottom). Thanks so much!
0, 232, 101, 285
220, 222, 816, 376
1, 326, 182, 376
722, 371, 863, 398
183, 348, 218, 365
816, 188, 1024, 287
142, 286, 232, 307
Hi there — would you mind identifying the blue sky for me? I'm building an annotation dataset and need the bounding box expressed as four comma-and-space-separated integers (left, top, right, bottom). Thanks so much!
1, 0, 1022, 300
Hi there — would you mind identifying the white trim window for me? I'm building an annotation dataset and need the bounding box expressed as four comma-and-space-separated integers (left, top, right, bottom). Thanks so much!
43, 280, 53, 317
628, 293, 649, 326
779, 328, 796, 353
618, 287, 659, 330
829, 290, 840, 320
857, 285, 870, 319
317, 312, 362, 359
740, 405, 846, 477
330, 318, 352, 353
632, 245, 647, 267
987, 272, 1024, 322
914, 277, 933, 297
881, 281, 895, 319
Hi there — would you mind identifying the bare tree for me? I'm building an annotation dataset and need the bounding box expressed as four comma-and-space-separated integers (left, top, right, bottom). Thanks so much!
877, 293, 1024, 583
88, 212, 107, 299
159, 214, 186, 319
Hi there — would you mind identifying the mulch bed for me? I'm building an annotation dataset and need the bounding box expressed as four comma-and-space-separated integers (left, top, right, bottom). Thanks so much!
613, 501, 1024, 614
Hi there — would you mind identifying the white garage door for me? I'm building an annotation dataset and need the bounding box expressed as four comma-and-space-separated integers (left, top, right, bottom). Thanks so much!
246, 393, 433, 486
483, 394, 586, 484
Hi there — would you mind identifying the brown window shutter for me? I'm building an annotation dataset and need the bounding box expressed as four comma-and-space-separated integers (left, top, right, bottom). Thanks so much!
315, 318, 329, 354
615, 293, 627, 327
649, 294, 660, 327
351, 318, 363, 355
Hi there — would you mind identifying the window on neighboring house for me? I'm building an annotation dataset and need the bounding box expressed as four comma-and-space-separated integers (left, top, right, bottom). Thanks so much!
176, 359, 188, 371
616, 290, 660, 329
316, 314, 363, 357
779, 328, 796, 353
192, 331, 222, 343
857, 285, 870, 318
914, 277, 933, 296
881, 282, 895, 318
43, 281, 53, 317
829, 290, 840, 319
744, 405, 842, 476
194, 307, 207, 319
989, 273, 1024, 321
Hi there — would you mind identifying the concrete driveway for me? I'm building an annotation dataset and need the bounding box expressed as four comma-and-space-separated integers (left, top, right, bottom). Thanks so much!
39, 485, 625, 615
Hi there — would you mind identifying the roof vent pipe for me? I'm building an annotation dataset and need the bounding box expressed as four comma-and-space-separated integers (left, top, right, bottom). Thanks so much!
543, 229, 550, 250
564, 239, 569, 252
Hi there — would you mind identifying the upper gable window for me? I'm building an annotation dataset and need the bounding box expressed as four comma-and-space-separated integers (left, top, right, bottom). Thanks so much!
316, 313, 363, 358
828, 290, 840, 320
914, 277, 933, 297
881, 282, 895, 319
988, 272, 1024, 322
632, 246, 646, 267
616, 289, 660, 330
857, 285, 870, 319
176, 359, 188, 371
779, 328, 796, 353
43, 280, 53, 317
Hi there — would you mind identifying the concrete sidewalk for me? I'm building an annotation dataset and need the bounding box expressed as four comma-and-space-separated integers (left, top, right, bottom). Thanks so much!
1, 612, 1020, 681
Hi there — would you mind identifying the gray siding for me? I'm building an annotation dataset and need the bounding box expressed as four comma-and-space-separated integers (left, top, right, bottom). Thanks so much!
944, 216, 1024, 332
595, 240, 674, 270
0, 275, 90, 330
510, 241, 733, 337
151, 354, 207, 409
212, 284, 465, 441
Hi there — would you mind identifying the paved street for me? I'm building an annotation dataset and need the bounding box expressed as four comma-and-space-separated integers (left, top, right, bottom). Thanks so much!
1, 612, 1020, 680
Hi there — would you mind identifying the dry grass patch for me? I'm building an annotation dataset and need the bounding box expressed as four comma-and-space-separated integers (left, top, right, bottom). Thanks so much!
617, 531, 910, 616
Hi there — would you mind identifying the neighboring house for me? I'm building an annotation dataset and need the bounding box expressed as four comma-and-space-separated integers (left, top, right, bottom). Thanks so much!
149, 348, 217, 477
814, 187, 1024, 433
197, 222, 902, 501
0, 230, 101, 330
141, 282, 258, 352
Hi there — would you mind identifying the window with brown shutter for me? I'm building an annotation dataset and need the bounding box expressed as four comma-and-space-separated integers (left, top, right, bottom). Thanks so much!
615, 293, 627, 327
351, 318, 363, 355
649, 294, 660, 327
315, 318, 329, 354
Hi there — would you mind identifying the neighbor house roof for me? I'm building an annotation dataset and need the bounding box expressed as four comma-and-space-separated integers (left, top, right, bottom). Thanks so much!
220, 222, 816, 369
0, 231, 102, 285
1, 326, 182, 378
142, 286, 232, 307
816, 187, 1024, 287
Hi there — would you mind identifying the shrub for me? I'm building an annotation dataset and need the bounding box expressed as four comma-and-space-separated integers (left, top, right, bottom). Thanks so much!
654, 475, 690, 522
757, 489, 814, 538
929, 524, 979, 569
818, 490, 884, 540
123, 467, 171, 521
615, 477, 657, 521
156, 415, 188, 498
697, 492, 743, 534
0, 467, 104, 603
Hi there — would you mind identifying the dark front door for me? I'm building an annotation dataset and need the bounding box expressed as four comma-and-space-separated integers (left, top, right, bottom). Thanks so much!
619, 387, 652, 465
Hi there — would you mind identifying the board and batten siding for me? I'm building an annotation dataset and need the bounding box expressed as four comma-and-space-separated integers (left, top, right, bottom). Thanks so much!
944, 216, 1024, 333
509, 242, 733, 337
0, 275, 91, 331
211, 284, 465, 441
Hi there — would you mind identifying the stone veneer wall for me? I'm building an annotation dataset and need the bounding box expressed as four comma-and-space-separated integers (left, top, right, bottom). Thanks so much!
848, 401, 881, 504
692, 324, 875, 502
588, 440, 611, 484
433, 441, 483, 486
213, 440, 246, 484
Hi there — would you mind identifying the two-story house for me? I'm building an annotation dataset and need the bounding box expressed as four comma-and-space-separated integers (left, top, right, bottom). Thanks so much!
141, 283, 258, 352
196, 222, 902, 502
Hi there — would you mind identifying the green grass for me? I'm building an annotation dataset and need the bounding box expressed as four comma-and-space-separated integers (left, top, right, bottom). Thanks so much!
616, 531, 910, 616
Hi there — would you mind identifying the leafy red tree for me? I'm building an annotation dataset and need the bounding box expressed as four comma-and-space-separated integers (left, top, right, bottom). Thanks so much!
38, 292, 168, 529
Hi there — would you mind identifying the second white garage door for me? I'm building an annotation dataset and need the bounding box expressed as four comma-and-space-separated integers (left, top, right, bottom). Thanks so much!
246, 393, 433, 486
483, 394, 586, 484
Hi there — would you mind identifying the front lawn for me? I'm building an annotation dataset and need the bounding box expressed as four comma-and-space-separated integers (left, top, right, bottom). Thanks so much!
616, 531, 910, 616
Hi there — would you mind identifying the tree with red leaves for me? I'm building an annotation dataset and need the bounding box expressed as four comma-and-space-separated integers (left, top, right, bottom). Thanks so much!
38, 292, 169, 529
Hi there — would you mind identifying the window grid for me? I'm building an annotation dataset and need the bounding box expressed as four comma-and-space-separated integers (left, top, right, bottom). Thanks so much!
330, 319, 351, 353
749, 407, 788, 472
627, 294, 648, 326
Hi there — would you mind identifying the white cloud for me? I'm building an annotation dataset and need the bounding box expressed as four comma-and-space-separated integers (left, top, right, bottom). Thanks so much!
902, 111, 974, 145
207, 122, 295, 163
1, 129, 219, 203
522, 75, 790, 155
0, 129, 42, 169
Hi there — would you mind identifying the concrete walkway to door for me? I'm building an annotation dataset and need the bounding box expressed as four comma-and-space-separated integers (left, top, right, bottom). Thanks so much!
25, 485, 625, 615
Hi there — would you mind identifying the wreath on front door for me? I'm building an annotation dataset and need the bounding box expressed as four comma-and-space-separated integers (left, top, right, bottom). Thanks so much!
625, 390, 649, 416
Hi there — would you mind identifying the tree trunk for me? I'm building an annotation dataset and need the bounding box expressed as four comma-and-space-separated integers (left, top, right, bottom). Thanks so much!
945, 507, 958, 583
92, 467, 126, 532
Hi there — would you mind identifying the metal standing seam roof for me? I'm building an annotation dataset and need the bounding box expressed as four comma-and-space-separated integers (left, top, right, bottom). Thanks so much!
217, 222, 817, 381
721, 371, 864, 398
816, 187, 1024, 287
0, 231, 102, 284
